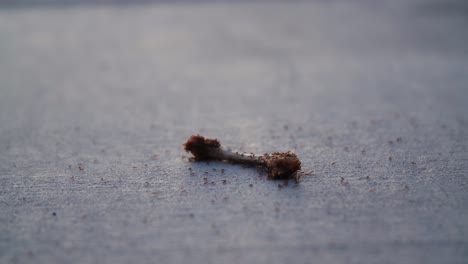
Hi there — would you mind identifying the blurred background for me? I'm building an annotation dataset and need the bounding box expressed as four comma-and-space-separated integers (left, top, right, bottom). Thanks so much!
1, 0, 467, 263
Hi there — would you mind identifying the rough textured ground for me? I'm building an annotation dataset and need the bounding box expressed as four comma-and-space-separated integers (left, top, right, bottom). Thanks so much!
1, 1, 467, 263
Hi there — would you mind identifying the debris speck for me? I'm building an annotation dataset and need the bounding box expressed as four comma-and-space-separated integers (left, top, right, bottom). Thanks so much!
340, 177, 349, 185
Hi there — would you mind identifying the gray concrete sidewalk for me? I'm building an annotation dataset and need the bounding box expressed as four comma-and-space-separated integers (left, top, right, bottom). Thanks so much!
1, 1, 467, 263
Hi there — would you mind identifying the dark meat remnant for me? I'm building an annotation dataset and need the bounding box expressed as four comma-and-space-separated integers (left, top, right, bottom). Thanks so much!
183, 135, 221, 161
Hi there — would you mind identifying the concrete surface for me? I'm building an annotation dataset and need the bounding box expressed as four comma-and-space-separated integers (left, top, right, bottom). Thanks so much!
1, 1, 468, 263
